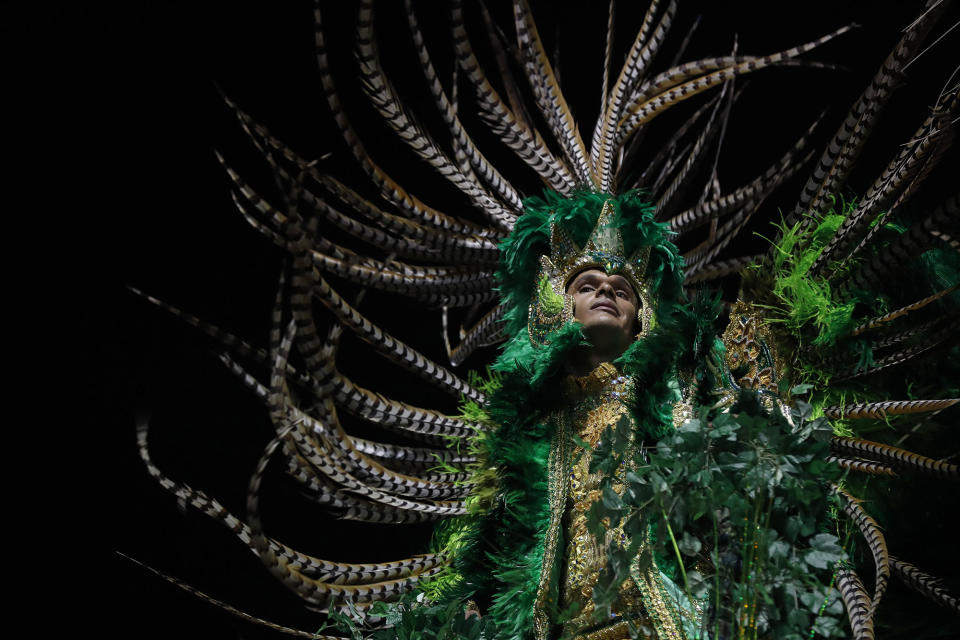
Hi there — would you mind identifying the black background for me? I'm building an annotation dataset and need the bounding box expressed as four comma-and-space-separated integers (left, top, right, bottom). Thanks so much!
9, 0, 955, 637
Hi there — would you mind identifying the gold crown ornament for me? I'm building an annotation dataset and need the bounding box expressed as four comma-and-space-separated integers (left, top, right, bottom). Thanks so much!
528, 199, 654, 346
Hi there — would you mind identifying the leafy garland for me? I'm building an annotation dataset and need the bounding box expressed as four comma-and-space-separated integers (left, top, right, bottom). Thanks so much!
585, 385, 849, 640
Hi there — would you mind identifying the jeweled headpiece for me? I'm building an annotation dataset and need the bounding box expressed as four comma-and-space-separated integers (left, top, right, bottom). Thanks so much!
527, 199, 655, 346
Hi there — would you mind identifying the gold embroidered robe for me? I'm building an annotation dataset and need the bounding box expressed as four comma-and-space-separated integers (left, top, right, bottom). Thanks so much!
532, 363, 699, 640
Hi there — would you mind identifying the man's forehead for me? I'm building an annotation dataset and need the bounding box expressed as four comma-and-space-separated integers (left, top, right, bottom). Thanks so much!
569, 269, 633, 289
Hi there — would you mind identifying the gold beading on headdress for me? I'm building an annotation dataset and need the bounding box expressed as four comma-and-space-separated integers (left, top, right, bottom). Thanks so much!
528, 200, 654, 345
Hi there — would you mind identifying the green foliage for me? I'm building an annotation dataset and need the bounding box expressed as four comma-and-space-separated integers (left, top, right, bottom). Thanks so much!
757, 198, 960, 431
764, 206, 857, 348
420, 369, 503, 602
755, 201, 894, 423
585, 390, 848, 639
327, 592, 500, 639
457, 368, 503, 427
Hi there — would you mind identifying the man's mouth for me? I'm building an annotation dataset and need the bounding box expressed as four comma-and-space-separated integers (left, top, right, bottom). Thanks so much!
591, 301, 619, 315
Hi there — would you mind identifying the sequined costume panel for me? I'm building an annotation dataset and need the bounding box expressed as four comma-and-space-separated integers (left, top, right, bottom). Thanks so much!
528, 363, 694, 640
561, 364, 647, 638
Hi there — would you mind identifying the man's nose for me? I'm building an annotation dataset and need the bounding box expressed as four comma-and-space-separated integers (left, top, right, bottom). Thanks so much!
596, 281, 615, 298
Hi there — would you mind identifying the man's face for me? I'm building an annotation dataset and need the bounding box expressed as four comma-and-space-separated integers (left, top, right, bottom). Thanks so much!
566, 268, 638, 355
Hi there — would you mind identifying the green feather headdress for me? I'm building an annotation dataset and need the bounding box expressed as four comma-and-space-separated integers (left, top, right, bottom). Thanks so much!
497, 190, 686, 346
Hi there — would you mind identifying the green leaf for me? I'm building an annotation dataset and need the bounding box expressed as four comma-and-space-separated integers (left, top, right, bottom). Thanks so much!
801, 589, 824, 612
649, 472, 669, 495
787, 606, 808, 628
813, 615, 844, 638
825, 589, 844, 615
768, 539, 790, 561
803, 549, 837, 569
678, 419, 702, 433
678, 531, 702, 556
586, 500, 606, 538
608, 545, 632, 580
686, 570, 710, 599
613, 414, 632, 456
809, 417, 833, 443
571, 433, 592, 451
809, 532, 842, 553
790, 383, 813, 395
624, 511, 647, 541
687, 491, 708, 520
793, 399, 813, 421
708, 420, 739, 439
602, 484, 624, 511
785, 515, 803, 541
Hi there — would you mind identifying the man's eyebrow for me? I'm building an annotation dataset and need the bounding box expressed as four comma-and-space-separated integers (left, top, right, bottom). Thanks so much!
572, 272, 601, 285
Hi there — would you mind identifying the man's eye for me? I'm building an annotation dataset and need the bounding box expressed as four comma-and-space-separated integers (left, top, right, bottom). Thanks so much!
578, 285, 594, 293
616, 290, 629, 299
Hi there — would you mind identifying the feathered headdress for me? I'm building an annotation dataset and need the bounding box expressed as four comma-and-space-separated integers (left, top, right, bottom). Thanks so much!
497, 191, 685, 347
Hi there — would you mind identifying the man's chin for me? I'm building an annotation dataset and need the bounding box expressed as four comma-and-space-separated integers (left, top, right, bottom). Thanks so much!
581, 314, 624, 330
581, 321, 632, 353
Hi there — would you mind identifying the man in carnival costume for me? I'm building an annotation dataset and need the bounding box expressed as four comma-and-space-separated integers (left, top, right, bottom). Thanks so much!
417, 190, 836, 640
128, 3, 959, 639
489, 192, 705, 639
